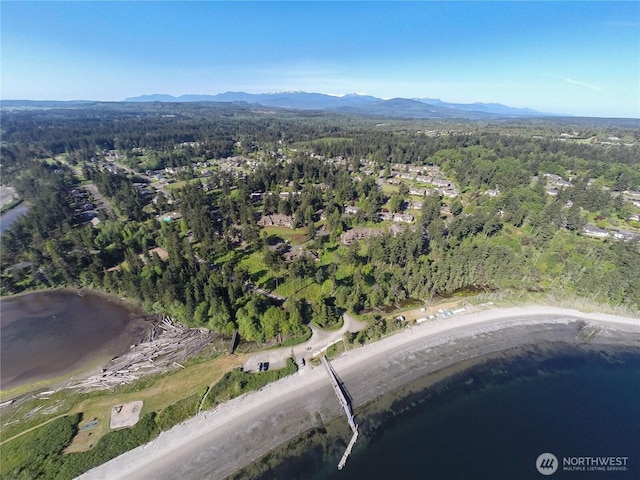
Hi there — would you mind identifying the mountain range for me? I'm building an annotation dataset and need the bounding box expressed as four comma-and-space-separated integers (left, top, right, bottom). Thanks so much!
123, 91, 555, 119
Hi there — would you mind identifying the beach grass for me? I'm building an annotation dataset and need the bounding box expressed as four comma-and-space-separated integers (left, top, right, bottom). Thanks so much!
65, 354, 244, 452
201, 358, 298, 411
2, 354, 244, 454
483, 289, 639, 317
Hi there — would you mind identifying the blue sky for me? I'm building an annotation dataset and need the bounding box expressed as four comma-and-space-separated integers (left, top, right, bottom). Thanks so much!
2, 1, 638, 118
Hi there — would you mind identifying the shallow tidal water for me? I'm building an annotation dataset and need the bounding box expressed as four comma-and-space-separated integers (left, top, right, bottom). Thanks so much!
239, 347, 640, 480
0, 291, 149, 389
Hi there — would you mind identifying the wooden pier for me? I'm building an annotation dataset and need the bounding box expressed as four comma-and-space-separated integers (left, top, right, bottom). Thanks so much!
321, 356, 358, 470
338, 429, 359, 470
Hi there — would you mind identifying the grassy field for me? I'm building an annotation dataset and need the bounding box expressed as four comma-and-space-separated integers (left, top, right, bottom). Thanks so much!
38, 154, 87, 180
260, 226, 310, 244
238, 251, 270, 286
381, 183, 400, 194
66, 354, 243, 452
2, 354, 244, 454
275, 280, 323, 304
164, 177, 207, 191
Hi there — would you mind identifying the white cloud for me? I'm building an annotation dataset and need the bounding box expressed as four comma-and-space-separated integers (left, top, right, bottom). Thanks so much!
541, 73, 603, 92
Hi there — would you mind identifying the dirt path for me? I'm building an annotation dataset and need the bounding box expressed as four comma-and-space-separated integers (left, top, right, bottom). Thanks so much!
242, 312, 367, 371
0, 413, 67, 447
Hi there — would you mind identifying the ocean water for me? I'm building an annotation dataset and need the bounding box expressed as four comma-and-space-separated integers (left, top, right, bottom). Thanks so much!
251, 348, 640, 480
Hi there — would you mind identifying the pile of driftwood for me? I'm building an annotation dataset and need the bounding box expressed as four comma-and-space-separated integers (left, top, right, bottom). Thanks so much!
67, 317, 216, 392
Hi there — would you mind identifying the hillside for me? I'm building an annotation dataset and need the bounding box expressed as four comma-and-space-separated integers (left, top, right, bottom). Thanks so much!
123, 91, 551, 119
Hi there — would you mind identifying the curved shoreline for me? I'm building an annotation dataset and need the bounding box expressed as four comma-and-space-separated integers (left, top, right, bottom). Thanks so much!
0, 289, 152, 393
79, 306, 640, 480
0, 286, 145, 310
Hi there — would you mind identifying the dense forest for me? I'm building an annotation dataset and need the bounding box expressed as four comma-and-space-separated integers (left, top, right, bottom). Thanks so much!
2, 103, 639, 344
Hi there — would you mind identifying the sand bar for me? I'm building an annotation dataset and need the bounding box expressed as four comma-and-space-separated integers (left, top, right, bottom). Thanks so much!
79, 306, 639, 480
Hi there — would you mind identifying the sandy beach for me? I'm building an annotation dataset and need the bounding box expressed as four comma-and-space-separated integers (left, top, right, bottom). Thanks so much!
78, 306, 640, 480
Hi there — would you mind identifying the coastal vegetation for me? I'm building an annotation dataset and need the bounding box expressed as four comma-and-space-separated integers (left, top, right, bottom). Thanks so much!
1, 413, 82, 479
0, 357, 298, 480
0, 197, 22, 215
201, 358, 298, 410
1, 102, 639, 477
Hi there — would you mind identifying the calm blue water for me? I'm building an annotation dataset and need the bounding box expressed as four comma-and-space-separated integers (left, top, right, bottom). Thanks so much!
0, 203, 29, 234
255, 348, 640, 480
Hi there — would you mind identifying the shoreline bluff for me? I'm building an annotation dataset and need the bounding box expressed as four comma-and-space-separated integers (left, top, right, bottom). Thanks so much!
79, 306, 639, 480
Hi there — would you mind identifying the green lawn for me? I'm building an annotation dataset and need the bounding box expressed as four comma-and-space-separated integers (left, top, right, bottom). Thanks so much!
381, 184, 399, 194
165, 178, 207, 191
260, 226, 309, 244
275, 280, 323, 304
238, 251, 271, 286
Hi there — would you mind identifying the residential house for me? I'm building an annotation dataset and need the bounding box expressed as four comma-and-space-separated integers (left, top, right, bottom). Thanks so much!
582, 225, 609, 238
431, 178, 451, 188
344, 205, 362, 215
440, 205, 452, 216
441, 187, 459, 198
612, 230, 639, 241
279, 191, 301, 199
158, 211, 183, 223
283, 246, 320, 262
147, 247, 169, 260
409, 188, 428, 196
415, 175, 434, 184
258, 214, 294, 228
340, 227, 383, 245
393, 213, 415, 223
389, 223, 406, 236
544, 173, 571, 188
